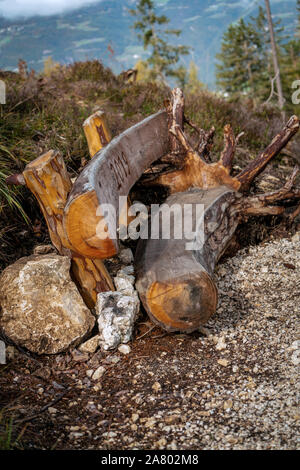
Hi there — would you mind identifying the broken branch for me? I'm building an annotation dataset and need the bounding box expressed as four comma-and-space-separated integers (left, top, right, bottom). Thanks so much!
237, 116, 300, 191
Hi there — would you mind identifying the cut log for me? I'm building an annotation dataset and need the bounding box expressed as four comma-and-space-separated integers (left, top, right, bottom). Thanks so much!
135, 89, 300, 332
135, 187, 238, 332
63, 110, 169, 259
22, 150, 113, 308
83, 111, 112, 158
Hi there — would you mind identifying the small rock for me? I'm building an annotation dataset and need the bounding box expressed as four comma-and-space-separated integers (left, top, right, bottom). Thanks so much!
78, 335, 100, 354
69, 432, 84, 439
118, 248, 134, 264
118, 344, 131, 355
223, 400, 233, 410
72, 350, 89, 363
96, 290, 140, 350
6, 346, 16, 361
86, 369, 94, 378
33, 245, 55, 255
105, 355, 120, 364
291, 232, 300, 243
156, 437, 167, 447
152, 382, 162, 392
226, 435, 239, 444
217, 359, 230, 367
216, 337, 226, 351
48, 407, 57, 414
291, 350, 299, 366
92, 366, 106, 381
131, 413, 139, 423
32, 367, 51, 380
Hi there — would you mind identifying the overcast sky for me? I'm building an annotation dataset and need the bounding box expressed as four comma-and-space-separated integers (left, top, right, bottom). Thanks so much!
0, 0, 104, 19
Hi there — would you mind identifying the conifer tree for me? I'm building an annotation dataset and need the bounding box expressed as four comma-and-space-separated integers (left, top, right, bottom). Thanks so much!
130, 0, 190, 85
280, 0, 300, 111
216, 6, 284, 102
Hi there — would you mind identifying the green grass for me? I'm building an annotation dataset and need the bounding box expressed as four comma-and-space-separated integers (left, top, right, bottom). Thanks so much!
0, 410, 27, 450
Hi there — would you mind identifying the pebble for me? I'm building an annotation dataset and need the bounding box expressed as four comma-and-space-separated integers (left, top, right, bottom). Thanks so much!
92, 366, 106, 381
152, 382, 162, 392
48, 407, 58, 414
217, 359, 230, 367
216, 337, 226, 350
131, 413, 139, 423
118, 344, 131, 355
78, 335, 100, 354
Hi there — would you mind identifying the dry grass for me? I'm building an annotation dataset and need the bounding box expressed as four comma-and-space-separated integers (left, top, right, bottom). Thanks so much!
0, 60, 298, 270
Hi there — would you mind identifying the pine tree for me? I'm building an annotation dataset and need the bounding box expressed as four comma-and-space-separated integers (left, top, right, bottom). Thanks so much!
280, 0, 300, 111
216, 6, 284, 102
129, 0, 190, 85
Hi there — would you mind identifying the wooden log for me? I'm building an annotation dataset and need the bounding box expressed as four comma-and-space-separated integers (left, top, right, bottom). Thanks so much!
135, 187, 239, 332
83, 111, 112, 158
63, 110, 169, 259
135, 92, 300, 332
23, 150, 73, 256
22, 150, 113, 308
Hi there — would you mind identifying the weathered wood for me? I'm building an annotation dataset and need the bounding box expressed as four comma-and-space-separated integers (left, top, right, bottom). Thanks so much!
64, 110, 169, 259
23, 150, 73, 256
135, 92, 300, 332
22, 150, 113, 308
83, 111, 112, 158
135, 187, 238, 332
237, 116, 299, 191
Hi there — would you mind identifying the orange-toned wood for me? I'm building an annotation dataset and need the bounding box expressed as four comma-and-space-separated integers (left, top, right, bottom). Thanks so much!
23, 150, 113, 307
83, 111, 112, 158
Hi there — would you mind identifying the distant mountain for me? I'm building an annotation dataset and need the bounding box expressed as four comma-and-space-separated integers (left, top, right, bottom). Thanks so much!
0, 0, 298, 88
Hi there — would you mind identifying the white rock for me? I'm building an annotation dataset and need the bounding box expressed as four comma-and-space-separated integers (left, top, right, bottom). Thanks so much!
118, 344, 131, 355
118, 248, 134, 265
114, 275, 136, 296
92, 366, 106, 381
291, 350, 299, 366
216, 337, 226, 351
0, 255, 95, 354
96, 290, 139, 350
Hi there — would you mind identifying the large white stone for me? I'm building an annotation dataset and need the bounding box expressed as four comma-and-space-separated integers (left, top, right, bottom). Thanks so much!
96, 289, 140, 350
0, 255, 95, 354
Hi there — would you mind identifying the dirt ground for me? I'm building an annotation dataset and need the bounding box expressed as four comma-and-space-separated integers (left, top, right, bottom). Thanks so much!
0, 230, 299, 451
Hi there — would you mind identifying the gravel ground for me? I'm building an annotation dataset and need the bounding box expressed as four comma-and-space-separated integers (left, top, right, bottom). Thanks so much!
1, 233, 299, 450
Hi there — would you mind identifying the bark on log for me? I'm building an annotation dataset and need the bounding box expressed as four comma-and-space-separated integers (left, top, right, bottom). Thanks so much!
63, 110, 169, 259
135, 187, 238, 332
22, 150, 113, 308
135, 90, 300, 332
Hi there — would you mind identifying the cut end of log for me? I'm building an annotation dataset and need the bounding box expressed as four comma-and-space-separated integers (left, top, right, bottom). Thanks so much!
63, 190, 118, 259
140, 272, 218, 333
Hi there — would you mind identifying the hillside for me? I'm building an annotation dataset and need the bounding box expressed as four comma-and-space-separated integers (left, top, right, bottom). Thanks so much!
0, 0, 298, 88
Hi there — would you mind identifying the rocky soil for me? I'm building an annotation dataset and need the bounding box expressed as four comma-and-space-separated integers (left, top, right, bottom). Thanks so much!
0, 233, 299, 450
